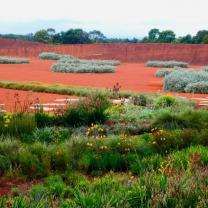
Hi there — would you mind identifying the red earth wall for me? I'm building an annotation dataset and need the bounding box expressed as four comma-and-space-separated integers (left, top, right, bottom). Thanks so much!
1, 38, 208, 64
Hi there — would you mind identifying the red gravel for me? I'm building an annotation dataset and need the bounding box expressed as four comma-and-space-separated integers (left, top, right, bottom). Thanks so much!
0, 58, 207, 109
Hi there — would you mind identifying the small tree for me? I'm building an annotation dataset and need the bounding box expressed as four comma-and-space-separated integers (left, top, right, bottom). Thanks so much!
89, 30, 107, 43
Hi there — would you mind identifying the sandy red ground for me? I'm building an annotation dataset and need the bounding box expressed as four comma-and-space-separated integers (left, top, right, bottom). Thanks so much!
0, 58, 207, 109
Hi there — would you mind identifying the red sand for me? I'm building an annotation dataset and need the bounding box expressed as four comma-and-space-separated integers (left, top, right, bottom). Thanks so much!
0, 58, 164, 92
0, 58, 207, 110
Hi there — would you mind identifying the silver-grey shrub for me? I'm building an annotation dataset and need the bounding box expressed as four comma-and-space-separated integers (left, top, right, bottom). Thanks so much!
185, 81, 208, 94
0, 57, 30, 64
155, 69, 173, 77
59, 57, 121, 66
164, 70, 208, 92
51, 62, 116, 73
51, 57, 121, 73
38, 52, 74, 60
146, 60, 188, 68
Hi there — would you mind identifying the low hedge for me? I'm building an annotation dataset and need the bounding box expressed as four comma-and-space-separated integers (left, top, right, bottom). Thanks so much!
38, 52, 73, 60
0, 56, 30, 64
146, 60, 188, 68
51, 62, 116, 73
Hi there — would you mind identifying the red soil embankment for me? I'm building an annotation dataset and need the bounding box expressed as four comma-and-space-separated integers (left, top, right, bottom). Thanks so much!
1, 39, 208, 64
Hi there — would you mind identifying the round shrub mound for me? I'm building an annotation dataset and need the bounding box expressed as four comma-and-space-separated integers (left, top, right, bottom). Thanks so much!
51, 57, 120, 73
185, 81, 208, 94
59, 58, 121, 66
155, 69, 173, 77
146, 60, 188, 68
38, 52, 74, 60
0, 56, 30, 64
51, 63, 116, 73
163, 70, 208, 92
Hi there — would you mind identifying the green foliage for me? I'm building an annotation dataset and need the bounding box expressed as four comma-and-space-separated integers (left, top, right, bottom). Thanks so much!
34, 28, 55, 43
63, 94, 111, 126
153, 110, 208, 130
35, 112, 56, 127
146, 60, 188, 68
193, 30, 208, 43
0, 113, 36, 136
0, 80, 135, 98
152, 129, 208, 153
143, 28, 176, 43
31, 127, 71, 144
130, 94, 149, 106
0, 56, 30, 64
61, 29, 91, 44
155, 95, 176, 108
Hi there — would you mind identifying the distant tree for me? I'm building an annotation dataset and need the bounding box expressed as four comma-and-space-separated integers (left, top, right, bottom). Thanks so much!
47, 28, 56, 36
202, 34, 208, 44
34, 29, 50, 43
89, 30, 106, 43
52, 33, 63, 44
158, 30, 176, 43
193, 30, 208, 44
177, 34, 193, 44
34, 28, 56, 43
141, 36, 149, 43
131, 38, 138, 43
61, 29, 91, 44
148, 28, 160, 42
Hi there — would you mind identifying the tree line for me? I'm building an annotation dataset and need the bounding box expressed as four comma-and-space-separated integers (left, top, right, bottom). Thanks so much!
1, 28, 208, 44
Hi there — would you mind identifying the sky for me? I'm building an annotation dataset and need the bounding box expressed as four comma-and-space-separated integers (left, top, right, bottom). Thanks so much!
0, 0, 207, 38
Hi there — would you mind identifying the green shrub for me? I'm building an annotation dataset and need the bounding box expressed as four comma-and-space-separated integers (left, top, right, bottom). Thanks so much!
38, 52, 73, 60
131, 94, 148, 106
185, 81, 208, 93
31, 127, 71, 144
153, 112, 185, 129
0, 80, 134, 99
0, 113, 36, 136
0, 56, 30, 64
35, 112, 56, 127
152, 129, 208, 153
19, 143, 51, 178
63, 94, 111, 126
164, 70, 208, 92
155, 95, 176, 108
146, 60, 188, 68
155, 69, 173, 77
30, 184, 47, 199
130, 154, 164, 175
0, 155, 11, 175
153, 110, 208, 130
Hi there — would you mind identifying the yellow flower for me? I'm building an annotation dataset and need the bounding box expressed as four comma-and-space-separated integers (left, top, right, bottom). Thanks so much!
5, 119, 10, 124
